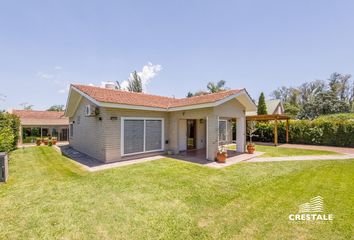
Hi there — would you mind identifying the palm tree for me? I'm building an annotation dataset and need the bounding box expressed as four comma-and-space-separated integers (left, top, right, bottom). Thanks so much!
207, 80, 226, 93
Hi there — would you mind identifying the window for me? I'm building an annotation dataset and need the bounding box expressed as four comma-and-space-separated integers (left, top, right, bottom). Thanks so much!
69, 123, 73, 137
145, 120, 162, 151
122, 118, 164, 156
218, 120, 227, 143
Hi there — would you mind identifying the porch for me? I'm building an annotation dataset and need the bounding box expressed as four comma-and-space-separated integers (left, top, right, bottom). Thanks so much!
20, 125, 69, 144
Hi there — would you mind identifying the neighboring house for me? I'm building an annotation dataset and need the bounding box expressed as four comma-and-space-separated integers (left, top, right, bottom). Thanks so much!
65, 85, 257, 163
10, 110, 69, 144
247, 99, 284, 116
265, 99, 284, 115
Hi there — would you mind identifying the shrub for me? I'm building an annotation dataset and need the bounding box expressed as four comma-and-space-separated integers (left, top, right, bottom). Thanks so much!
0, 112, 20, 152
253, 117, 354, 147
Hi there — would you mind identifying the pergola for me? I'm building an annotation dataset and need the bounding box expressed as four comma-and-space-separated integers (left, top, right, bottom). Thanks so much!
246, 114, 290, 146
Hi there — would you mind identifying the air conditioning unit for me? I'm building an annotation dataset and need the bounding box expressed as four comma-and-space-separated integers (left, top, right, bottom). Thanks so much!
85, 105, 97, 117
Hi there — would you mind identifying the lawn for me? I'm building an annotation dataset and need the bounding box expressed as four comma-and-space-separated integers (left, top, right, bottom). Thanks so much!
228, 144, 341, 157
0, 147, 353, 239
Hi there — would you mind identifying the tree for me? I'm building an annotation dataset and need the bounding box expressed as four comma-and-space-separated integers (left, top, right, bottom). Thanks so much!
20, 102, 33, 110
284, 103, 300, 118
257, 92, 267, 115
298, 91, 350, 119
207, 80, 226, 93
0, 112, 20, 152
47, 105, 65, 111
186, 92, 194, 98
127, 71, 143, 92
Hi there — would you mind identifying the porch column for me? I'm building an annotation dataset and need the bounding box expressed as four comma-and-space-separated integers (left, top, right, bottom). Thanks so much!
274, 119, 278, 146
169, 114, 179, 154
206, 115, 218, 161
19, 125, 23, 145
286, 119, 289, 143
236, 116, 246, 152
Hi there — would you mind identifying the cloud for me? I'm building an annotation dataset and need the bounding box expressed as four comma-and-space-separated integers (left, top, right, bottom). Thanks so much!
121, 62, 162, 92
57, 85, 70, 94
37, 72, 54, 79
54, 66, 62, 70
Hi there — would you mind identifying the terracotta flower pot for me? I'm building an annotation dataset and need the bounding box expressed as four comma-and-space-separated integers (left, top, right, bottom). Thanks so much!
52, 140, 57, 145
43, 140, 48, 145
216, 152, 227, 163
247, 144, 255, 154
36, 139, 41, 146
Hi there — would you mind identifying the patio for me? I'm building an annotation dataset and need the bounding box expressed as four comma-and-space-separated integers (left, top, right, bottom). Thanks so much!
172, 148, 263, 167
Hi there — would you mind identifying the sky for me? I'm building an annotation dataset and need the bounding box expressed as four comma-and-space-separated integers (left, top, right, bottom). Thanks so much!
1, 0, 354, 110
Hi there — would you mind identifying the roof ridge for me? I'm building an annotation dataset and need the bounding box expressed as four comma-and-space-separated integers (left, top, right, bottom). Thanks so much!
72, 84, 178, 101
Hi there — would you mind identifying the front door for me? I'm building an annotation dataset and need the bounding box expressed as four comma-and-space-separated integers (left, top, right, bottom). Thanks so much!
60, 128, 68, 141
187, 120, 197, 150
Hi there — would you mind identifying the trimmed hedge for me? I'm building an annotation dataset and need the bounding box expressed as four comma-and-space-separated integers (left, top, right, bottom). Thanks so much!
0, 112, 20, 152
253, 118, 354, 147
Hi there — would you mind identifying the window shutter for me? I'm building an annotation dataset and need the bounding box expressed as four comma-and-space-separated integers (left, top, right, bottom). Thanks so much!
124, 120, 144, 154
145, 120, 162, 151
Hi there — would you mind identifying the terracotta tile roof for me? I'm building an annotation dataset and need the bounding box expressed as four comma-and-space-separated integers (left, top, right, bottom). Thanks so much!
11, 110, 69, 126
73, 84, 242, 109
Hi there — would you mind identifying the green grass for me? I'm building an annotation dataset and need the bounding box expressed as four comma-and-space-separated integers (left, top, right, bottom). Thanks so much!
0, 147, 353, 239
228, 144, 341, 157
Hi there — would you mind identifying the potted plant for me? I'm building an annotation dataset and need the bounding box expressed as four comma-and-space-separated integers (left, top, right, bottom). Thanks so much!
48, 140, 53, 147
43, 138, 49, 145
51, 137, 57, 145
216, 145, 227, 163
36, 138, 42, 146
246, 121, 257, 154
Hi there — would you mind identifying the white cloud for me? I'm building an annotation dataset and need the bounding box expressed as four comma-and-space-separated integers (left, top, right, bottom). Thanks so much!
57, 85, 70, 94
120, 80, 129, 90
121, 62, 162, 92
37, 72, 54, 79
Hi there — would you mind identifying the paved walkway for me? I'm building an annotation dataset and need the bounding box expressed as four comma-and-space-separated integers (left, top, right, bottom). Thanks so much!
248, 154, 354, 163
54, 143, 354, 171
278, 143, 354, 154
54, 144, 165, 172
205, 152, 264, 168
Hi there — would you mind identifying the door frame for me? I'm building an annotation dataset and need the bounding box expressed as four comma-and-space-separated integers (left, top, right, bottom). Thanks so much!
187, 119, 197, 150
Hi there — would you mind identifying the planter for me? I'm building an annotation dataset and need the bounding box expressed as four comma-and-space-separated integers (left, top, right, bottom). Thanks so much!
247, 144, 255, 154
216, 152, 227, 163
43, 140, 48, 145
52, 140, 57, 145
36, 139, 41, 146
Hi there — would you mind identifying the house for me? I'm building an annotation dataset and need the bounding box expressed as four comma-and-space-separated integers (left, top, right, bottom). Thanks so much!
247, 99, 284, 116
65, 84, 257, 163
10, 110, 69, 144
265, 99, 284, 115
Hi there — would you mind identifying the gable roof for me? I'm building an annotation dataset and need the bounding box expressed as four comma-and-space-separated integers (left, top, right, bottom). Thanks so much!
11, 110, 69, 126
265, 99, 283, 114
72, 84, 242, 109
65, 84, 257, 116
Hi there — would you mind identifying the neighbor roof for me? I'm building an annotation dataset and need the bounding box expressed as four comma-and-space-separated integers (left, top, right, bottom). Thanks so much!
11, 110, 69, 126
72, 84, 243, 109
265, 99, 282, 114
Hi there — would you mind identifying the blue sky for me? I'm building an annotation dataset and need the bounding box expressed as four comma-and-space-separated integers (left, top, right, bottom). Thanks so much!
1, 0, 354, 110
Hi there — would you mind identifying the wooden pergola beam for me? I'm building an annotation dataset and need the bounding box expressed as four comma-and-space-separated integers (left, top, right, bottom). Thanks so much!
246, 114, 290, 121
246, 114, 290, 146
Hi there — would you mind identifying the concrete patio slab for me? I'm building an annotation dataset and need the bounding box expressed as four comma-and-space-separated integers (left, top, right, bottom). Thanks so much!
205, 151, 264, 168
54, 144, 165, 172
